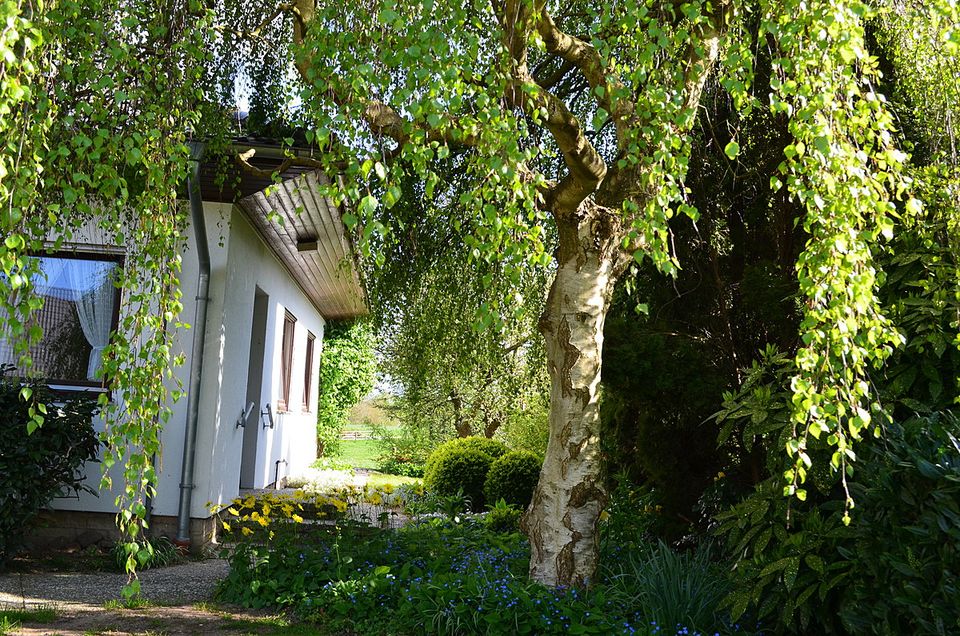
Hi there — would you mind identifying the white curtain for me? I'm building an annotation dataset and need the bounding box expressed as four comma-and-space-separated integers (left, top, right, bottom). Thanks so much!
67, 261, 116, 380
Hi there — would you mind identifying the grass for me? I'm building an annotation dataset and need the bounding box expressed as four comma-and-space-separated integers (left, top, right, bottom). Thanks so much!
191, 603, 325, 635
0, 604, 59, 635
103, 598, 157, 610
364, 472, 422, 488
333, 438, 380, 470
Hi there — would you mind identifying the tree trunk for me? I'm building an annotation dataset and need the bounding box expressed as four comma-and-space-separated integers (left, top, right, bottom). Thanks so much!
522, 207, 625, 587
449, 390, 472, 437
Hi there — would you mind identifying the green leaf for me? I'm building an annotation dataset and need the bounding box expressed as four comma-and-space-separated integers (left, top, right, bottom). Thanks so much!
724, 141, 740, 159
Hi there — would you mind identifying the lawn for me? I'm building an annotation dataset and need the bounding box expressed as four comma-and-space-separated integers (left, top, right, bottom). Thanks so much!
334, 438, 380, 470
364, 472, 421, 489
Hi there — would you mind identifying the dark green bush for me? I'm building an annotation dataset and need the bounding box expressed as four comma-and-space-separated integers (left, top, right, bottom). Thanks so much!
717, 411, 960, 634
423, 446, 495, 511
483, 450, 541, 509
0, 366, 101, 563
378, 457, 425, 478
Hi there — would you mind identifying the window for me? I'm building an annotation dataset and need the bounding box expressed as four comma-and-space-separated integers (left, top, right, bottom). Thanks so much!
278, 310, 296, 411
303, 331, 315, 411
0, 254, 121, 387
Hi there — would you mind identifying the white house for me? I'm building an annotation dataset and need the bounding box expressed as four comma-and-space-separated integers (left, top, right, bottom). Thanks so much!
0, 142, 366, 549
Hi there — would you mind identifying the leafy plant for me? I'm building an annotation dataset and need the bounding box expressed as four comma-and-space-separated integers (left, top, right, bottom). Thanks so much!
316, 320, 377, 456
111, 536, 181, 571
423, 436, 508, 474
0, 366, 101, 563
716, 412, 960, 634
219, 513, 745, 635
484, 451, 542, 509
423, 448, 494, 512
603, 541, 731, 635
375, 420, 439, 478
484, 499, 522, 533
423, 438, 509, 512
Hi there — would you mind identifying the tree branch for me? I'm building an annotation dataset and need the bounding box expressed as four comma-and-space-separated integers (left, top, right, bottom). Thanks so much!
494, 2, 607, 215
214, 2, 302, 42
532, 2, 633, 142
234, 148, 332, 178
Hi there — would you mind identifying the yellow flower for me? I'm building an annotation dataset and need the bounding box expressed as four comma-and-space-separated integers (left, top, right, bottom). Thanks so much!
292, 514, 304, 523
241, 526, 253, 536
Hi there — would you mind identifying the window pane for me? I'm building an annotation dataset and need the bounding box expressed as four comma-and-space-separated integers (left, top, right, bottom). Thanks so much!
0, 256, 119, 385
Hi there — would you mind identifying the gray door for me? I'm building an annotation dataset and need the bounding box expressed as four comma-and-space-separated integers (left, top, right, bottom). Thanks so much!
239, 288, 268, 489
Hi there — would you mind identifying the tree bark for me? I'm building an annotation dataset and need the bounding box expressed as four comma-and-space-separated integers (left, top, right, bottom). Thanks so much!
449, 390, 472, 437
522, 204, 627, 587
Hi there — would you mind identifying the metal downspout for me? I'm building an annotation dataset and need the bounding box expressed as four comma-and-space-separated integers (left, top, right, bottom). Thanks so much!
176, 141, 209, 547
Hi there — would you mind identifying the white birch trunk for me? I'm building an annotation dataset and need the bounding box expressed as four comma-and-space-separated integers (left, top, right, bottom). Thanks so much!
522, 211, 624, 587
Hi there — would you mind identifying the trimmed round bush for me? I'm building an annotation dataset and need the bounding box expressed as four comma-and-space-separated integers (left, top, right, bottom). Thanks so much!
422, 436, 507, 481
424, 436, 507, 469
424, 447, 496, 511
484, 450, 542, 509
423, 438, 507, 511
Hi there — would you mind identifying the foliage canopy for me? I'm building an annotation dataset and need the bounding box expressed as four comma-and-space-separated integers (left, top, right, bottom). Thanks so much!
1, 0, 958, 587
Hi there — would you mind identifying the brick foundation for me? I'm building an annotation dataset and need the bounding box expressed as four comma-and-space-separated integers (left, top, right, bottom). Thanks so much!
26, 510, 218, 554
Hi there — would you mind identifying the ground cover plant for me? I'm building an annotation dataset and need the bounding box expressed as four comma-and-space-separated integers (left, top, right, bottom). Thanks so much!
217, 503, 747, 636
0, 605, 58, 635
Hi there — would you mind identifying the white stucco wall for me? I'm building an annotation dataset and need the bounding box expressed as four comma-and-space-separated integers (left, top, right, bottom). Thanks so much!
190, 204, 324, 516
50, 203, 325, 520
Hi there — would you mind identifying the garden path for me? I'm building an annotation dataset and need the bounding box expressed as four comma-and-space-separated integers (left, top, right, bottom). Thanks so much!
0, 559, 317, 635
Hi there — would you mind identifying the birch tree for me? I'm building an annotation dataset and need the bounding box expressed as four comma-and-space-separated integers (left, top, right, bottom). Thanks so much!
3, 0, 957, 589
212, 0, 953, 586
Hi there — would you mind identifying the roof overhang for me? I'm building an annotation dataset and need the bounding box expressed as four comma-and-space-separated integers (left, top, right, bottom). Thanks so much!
197, 143, 367, 321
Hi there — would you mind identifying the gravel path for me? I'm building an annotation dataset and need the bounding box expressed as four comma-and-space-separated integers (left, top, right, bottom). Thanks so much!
0, 559, 230, 609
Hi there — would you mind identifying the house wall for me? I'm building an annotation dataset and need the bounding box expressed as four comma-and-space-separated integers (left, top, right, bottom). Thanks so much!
49, 202, 325, 525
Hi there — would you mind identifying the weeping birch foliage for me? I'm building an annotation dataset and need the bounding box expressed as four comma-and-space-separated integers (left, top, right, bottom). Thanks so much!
1, 0, 958, 586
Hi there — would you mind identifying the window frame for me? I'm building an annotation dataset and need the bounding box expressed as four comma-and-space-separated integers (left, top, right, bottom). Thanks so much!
278, 310, 297, 412
302, 331, 315, 412
2, 250, 123, 392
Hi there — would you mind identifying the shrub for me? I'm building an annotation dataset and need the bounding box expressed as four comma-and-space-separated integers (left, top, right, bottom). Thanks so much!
0, 366, 101, 563
378, 457, 424, 478
423, 436, 508, 474
423, 447, 495, 511
375, 421, 442, 478
484, 450, 542, 509
484, 499, 523, 533
717, 411, 960, 634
